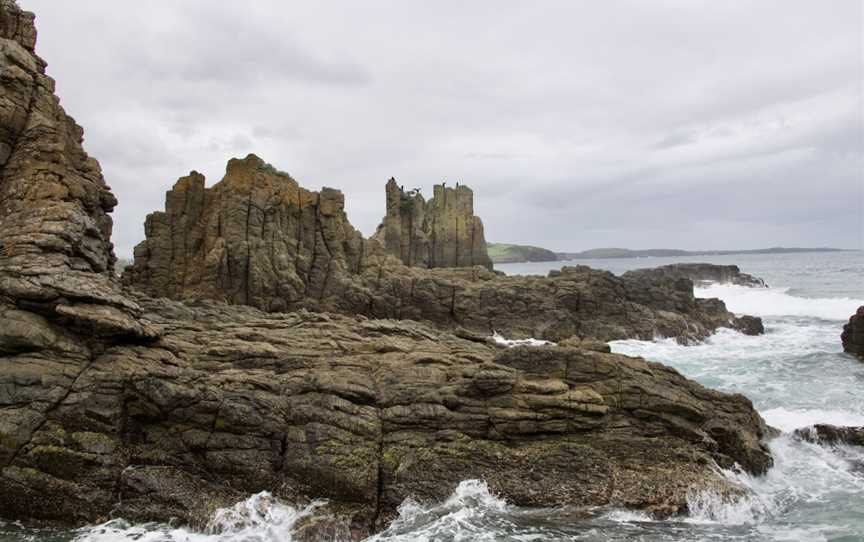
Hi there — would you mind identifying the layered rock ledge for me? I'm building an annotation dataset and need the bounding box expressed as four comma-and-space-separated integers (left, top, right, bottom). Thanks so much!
2, 296, 773, 536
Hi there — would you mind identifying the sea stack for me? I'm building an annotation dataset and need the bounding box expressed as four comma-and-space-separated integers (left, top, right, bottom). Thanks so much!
123, 154, 366, 311
374, 178, 493, 270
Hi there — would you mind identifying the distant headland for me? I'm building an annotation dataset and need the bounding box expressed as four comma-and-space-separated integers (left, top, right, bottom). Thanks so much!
488, 245, 854, 264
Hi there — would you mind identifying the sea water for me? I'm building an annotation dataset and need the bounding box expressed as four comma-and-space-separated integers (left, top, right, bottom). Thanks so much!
2, 251, 862, 541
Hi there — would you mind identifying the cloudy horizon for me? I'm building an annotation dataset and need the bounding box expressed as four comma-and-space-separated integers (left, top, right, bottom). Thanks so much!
24, 0, 863, 257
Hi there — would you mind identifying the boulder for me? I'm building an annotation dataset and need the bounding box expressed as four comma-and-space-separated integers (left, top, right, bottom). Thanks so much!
841, 306, 864, 359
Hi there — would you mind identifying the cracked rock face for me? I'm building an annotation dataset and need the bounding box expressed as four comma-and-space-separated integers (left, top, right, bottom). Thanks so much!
1, 296, 774, 537
0, 0, 153, 341
123, 155, 365, 312
372, 178, 493, 270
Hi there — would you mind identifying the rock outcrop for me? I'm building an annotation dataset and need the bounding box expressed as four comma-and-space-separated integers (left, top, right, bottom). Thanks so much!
624, 263, 767, 288
372, 178, 492, 270
0, 3, 774, 538
2, 294, 773, 535
841, 306, 864, 359
794, 424, 864, 447
125, 162, 760, 343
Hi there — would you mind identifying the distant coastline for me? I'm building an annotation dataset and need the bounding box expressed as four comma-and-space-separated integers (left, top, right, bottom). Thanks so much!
488, 244, 855, 264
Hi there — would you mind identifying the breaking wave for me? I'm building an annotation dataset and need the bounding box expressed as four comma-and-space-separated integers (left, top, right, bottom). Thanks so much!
695, 283, 862, 321
73, 492, 335, 542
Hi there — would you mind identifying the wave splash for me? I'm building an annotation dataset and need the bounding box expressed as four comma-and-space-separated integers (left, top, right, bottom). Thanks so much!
73, 492, 333, 542
367, 479, 514, 541
695, 283, 862, 321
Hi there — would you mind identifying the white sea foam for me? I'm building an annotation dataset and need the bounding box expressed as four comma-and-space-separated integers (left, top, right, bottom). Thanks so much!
695, 283, 863, 321
491, 332, 555, 347
600, 509, 654, 523
73, 492, 336, 542
367, 480, 513, 541
761, 407, 864, 433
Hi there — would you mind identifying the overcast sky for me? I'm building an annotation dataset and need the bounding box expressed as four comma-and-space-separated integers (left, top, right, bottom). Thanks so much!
24, 0, 864, 256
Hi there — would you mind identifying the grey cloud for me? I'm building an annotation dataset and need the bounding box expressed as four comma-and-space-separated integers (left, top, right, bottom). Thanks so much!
650, 132, 698, 149
21, 0, 863, 256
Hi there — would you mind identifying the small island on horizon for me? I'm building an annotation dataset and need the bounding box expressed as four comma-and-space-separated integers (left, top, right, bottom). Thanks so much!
487, 243, 856, 264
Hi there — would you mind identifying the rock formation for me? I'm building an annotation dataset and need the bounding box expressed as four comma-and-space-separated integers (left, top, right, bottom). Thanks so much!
794, 424, 864, 447
372, 178, 492, 270
125, 163, 762, 343
841, 306, 864, 359
0, 0, 153, 342
2, 294, 773, 535
123, 155, 365, 312
0, 2, 775, 538
624, 263, 767, 288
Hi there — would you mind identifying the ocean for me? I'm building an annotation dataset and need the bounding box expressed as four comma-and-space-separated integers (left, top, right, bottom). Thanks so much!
2, 251, 862, 542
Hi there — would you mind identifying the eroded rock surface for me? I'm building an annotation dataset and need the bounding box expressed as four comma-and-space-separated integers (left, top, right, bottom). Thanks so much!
0, 0, 153, 342
372, 178, 492, 270
123, 155, 365, 312
841, 306, 864, 359
1, 296, 773, 536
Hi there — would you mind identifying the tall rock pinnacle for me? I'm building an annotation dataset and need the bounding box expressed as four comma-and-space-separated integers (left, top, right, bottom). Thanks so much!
374, 178, 493, 270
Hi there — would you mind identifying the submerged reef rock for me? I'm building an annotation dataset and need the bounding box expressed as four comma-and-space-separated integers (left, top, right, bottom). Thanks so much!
841, 306, 864, 359
371, 178, 492, 270
124, 162, 759, 343
794, 424, 864, 447
0, 2, 773, 539
624, 263, 767, 288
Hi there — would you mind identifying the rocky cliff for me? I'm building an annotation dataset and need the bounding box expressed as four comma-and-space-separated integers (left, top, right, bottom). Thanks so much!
125, 159, 761, 344
0, 0, 154, 342
841, 306, 864, 359
372, 178, 492, 270
0, 3, 774, 538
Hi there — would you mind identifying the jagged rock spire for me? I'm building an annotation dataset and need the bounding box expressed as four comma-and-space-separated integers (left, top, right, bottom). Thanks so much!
374, 178, 493, 270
